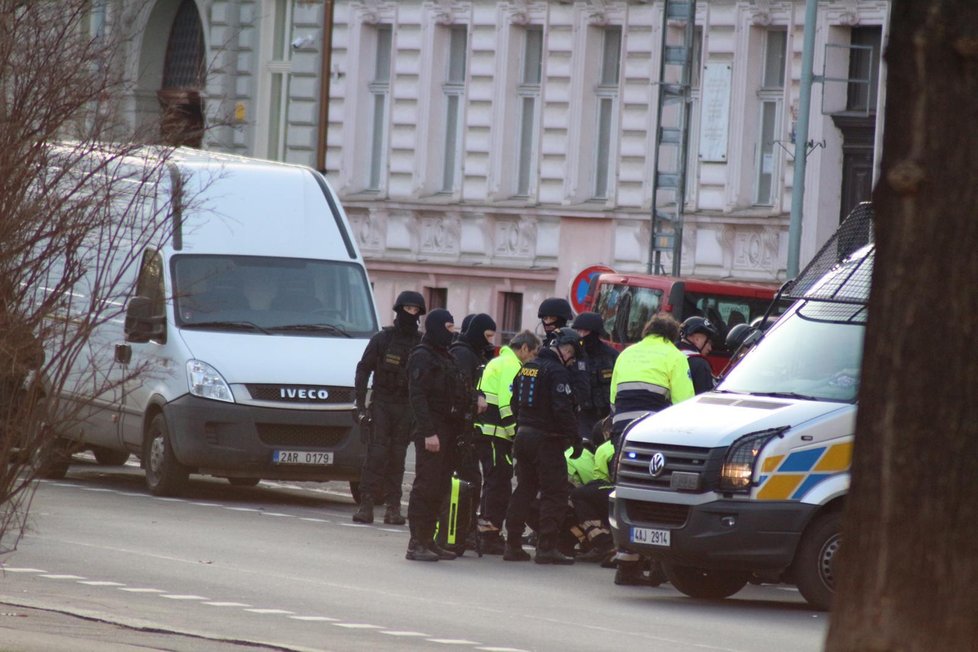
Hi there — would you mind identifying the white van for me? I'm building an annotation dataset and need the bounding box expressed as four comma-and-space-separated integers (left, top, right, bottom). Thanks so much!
40, 148, 378, 496
609, 207, 873, 611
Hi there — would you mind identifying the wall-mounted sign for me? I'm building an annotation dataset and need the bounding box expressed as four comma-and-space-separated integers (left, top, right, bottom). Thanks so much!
698, 63, 732, 162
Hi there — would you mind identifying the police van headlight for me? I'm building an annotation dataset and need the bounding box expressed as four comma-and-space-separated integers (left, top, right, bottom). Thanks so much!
187, 360, 234, 403
720, 429, 780, 492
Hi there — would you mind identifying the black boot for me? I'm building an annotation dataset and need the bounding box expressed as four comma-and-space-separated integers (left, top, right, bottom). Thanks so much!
426, 540, 457, 560
352, 496, 374, 523
614, 560, 647, 585
481, 531, 506, 555
405, 538, 439, 562
503, 538, 531, 562
384, 503, 406, 525
534, 547, 575, 565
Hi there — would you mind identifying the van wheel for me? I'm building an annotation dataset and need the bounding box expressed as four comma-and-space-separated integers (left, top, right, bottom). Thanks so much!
662, 562, 748, 600
792, 511, 841, 611
92, 446, 130, 466
34, 438, 72, 480
144, 414, 189, 497
228, 477, 260, 487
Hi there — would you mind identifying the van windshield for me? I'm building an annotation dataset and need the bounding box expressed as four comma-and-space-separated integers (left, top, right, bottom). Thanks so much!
717, 303, 864, 403
171, 255, 378, 337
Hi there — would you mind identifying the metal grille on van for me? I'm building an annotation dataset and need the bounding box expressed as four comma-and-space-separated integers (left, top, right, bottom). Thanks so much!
618, 440, 725, 492
624, 500, 690, 527
246, 384, 355, 405
256, 424, 349, 447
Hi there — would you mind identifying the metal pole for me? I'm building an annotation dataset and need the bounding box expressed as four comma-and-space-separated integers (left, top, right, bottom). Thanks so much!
787, 0, 818, 278
315, 0, 335, 174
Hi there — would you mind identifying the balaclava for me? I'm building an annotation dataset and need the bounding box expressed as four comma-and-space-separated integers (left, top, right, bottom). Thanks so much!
422, 309, 455, 350
394, 307, 420, 334
462, 313, 497, 360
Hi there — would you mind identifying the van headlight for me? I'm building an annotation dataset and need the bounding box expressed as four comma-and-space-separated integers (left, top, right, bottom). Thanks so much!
187, 360, 234, 403
719, 428, 784, 492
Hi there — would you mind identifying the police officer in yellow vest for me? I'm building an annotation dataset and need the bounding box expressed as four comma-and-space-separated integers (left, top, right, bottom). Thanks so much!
608, 312, 694, 443
474, 330, 541, 554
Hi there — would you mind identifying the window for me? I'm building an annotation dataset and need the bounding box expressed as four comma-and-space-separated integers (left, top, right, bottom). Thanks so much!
755, 29, 787, 206
368, 25, 393, 190
135, 249, 166, 343
846, 27, 881, 112
500, 292, 524, 342
261, 0, 293, 161
593, 26, 622, 200
425, 287, 447, 311
441, 26, 467, 193
516, 27, 543, 197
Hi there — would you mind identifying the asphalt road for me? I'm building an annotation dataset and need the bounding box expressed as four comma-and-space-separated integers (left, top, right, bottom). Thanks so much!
0, 456, 829, 651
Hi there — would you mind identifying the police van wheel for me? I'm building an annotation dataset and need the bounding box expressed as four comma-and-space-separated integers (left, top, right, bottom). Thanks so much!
662, 562, 748, 600
144, 414, 189, 497
92, 446, 130, 466
792, 511, 840, 612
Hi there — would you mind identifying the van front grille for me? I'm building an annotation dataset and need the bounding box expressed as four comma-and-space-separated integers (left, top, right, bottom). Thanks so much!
617, 440, 725, 492
256, 424, 349, 447
624, 500, 690, 527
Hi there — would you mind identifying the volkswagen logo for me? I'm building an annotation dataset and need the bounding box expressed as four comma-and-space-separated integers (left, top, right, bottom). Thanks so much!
648, 452, 667, 477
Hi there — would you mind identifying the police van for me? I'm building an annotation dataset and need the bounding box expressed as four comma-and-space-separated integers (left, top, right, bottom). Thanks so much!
609, 205, 873, 610
38, 147, 378, 496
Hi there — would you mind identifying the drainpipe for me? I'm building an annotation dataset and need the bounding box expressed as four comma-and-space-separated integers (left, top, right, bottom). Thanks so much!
315, 0, 335, 173
787, 0, 818, 279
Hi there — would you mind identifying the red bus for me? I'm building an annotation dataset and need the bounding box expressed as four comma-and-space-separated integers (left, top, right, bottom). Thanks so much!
583, 273, 778, 375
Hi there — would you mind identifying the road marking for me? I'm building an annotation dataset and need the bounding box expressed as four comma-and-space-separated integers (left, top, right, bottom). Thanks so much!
190, 502, 222, 507
40, 574, 85, 580
153, 497, 183, 502
260, 512, 292, 518
428, 639, 480, 645
245, 608, 294, 614
160, 594, 209, 600
79, 580, 125, 586
289, 616, 338, 622
339, 523, 370, 528
119, 588, 166, 593
476, 648, 530, 652
381, 631, 430, 637
81, 487, 115, 492
299, 517, 330, 523
0, 568, 46, 573
224, 507, 260, 512
333, 623, 383, 629
204, 602, 251, 607
377, 528, 404, 533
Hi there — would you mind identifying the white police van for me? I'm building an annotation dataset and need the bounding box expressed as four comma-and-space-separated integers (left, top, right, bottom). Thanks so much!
39, 147, 378, 496
610, 205, 873, 610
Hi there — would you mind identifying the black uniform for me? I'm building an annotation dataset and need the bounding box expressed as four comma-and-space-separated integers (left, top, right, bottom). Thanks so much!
678, 339, 715, 395
447, 313, 496, 543
406, 311, 468, 551
506, 347, 579, 553
353, 314, 421, 513
574, 334, 619, 444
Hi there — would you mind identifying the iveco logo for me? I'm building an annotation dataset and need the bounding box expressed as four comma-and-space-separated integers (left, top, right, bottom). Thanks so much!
279, 387, 330, 400
648, 452, 667, 477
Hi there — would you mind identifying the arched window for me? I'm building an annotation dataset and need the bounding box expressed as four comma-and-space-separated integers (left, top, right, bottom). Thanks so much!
158, 0, 205, 147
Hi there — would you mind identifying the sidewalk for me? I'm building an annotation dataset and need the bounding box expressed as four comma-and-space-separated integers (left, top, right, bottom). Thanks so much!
0, 601, 297, 652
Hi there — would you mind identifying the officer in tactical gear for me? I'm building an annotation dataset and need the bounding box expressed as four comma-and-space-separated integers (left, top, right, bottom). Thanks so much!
504, 327, 583, 565
474, 330, 541, 554
352, 291, 425, 525
448, 313, 497, 548
678, 316, 719, 394
537, 297, 574, 346
572, 311, 619, 447
405, 309, 469, 562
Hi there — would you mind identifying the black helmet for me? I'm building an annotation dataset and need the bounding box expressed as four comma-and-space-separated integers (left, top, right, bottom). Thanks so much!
551, 327, 583, 357
537, 297, 574, 321
393, 290, 426, 315
572, 311, 607, 336
680, 316, 718, 339
726, 323, 759, 350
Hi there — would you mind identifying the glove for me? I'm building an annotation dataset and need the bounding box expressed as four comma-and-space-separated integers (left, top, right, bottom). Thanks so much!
356, 406, 370, 427
569, 437, 584, 460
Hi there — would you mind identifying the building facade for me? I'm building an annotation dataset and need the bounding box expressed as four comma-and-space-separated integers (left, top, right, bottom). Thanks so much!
113, 0, 891, 337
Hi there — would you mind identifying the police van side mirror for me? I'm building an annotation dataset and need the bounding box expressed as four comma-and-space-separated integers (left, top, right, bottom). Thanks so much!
125, 296, 166, 343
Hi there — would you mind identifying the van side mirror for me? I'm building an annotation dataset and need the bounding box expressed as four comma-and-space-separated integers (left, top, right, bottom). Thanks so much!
125, 296, 165, 343
725, 323, 758, 351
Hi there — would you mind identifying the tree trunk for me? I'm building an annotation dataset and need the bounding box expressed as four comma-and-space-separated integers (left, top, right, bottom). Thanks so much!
825, 2, 978, 650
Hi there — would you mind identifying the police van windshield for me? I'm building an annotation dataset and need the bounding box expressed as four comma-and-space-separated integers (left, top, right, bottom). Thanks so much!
717, 303, 864, 403
172, 255, 378, 337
